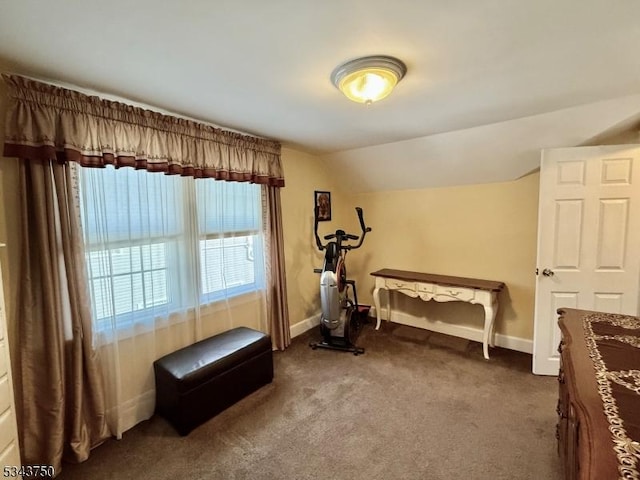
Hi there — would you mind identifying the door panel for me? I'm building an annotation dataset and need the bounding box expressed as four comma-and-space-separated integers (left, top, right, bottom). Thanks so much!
553, 200, 583, 268
533, 145, 640, 375
593, 293, 623, 312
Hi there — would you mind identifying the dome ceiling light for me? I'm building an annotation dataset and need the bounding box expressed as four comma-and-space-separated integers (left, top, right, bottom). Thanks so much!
330, 55, 407, 105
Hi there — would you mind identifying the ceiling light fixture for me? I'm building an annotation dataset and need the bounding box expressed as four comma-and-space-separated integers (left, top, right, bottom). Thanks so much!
331, 55, 407, 105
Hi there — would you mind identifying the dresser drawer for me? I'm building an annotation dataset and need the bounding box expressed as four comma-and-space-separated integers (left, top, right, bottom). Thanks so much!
434, 285, 475, 302
415, 283, 434, 294
386, 279, 414, 291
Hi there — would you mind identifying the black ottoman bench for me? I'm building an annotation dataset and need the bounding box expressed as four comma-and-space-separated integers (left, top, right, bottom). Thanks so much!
153, 326, 273, 435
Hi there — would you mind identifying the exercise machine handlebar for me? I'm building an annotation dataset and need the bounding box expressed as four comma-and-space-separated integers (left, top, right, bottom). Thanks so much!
314, 206, 371, 252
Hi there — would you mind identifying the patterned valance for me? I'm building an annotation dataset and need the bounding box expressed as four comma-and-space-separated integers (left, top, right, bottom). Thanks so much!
2, 74, 284, 187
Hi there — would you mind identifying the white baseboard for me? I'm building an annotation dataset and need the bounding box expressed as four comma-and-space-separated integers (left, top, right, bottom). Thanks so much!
290, 313, 320, 338
369, 306, 532, 354
289, 307, 533, 354
107, 389, 156, 438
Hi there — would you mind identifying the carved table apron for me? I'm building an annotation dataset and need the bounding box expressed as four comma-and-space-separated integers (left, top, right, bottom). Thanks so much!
371, 269, 505, 359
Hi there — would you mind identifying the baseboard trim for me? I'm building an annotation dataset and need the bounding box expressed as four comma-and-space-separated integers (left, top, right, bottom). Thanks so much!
290, 308, 532, 354
290, 313, 320, 338
369, 306, 533, 354
107, 389, 156, 438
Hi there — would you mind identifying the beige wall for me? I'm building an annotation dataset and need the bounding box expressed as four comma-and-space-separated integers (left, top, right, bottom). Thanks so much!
346, 173, 541, 340
279, 147, 351, 325
278, 148, 542, 342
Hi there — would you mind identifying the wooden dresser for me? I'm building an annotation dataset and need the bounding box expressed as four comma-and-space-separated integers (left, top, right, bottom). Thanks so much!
557, 308, 640, 480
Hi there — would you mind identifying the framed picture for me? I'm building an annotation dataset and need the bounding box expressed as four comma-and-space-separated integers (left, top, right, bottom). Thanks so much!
314, 190, 331, 221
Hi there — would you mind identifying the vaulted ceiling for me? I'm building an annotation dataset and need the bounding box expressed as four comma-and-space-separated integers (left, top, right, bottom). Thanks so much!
1, 1, 640, 191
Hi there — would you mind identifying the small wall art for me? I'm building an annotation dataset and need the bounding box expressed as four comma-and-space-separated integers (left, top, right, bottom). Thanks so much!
314, 190, 331, 221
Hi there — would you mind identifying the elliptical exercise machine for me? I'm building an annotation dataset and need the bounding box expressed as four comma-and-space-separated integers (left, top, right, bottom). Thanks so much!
309, 206, 372, 355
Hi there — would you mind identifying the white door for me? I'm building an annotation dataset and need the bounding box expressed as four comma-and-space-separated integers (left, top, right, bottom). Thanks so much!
533, 145, 640, 375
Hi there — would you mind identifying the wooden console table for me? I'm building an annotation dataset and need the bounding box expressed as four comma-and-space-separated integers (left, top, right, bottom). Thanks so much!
371, 269, 505, 359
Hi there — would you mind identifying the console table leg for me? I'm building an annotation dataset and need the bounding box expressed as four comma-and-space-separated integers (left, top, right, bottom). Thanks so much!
482, 301, 496, 360
373, 286, 382, 330
489, 298, 498, 348
386, 289, 391, 324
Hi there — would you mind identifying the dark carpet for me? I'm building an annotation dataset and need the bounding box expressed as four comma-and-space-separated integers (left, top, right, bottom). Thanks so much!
57, 321, 562, 480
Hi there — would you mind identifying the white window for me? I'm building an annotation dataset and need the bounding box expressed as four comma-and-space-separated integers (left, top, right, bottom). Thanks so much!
196, 179, 264, 303
78, 166, 264, 330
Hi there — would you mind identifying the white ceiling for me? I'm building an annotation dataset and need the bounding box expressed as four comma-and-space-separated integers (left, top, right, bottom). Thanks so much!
1, 0, 640, 191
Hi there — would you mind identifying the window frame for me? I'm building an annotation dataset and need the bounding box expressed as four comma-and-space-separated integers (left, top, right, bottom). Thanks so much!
84, 235, 182, 332
198, 229, 265, 305
79, 167, 266, 332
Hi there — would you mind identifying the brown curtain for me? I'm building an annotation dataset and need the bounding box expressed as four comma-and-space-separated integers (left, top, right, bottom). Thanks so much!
15, 160, 109, 472
263, 186, 291, 350
2, 74, 284, 186
2, 74, 291, 466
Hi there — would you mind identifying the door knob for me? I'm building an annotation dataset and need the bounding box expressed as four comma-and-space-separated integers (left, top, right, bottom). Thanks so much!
542, 268, 555, 277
